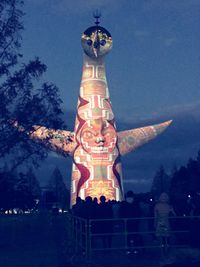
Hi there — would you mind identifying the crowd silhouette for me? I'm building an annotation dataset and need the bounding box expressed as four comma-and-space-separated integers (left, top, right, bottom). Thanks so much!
71, 191, 200, 253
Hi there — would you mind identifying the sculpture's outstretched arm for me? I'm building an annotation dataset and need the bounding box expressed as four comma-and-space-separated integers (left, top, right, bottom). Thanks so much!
13, 122, 76, 156
30, 126, 76, 156
117, 120, 172, 156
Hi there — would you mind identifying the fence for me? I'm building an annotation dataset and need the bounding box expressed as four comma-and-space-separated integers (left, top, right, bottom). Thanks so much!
67, 214, 200, 262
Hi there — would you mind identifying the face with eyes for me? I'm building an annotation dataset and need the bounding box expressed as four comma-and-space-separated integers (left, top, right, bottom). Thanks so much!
80, 119, 117, 154
81, 26, 112, 58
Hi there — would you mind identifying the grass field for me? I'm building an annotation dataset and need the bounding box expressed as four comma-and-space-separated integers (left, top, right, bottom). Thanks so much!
0, 213, 72, 267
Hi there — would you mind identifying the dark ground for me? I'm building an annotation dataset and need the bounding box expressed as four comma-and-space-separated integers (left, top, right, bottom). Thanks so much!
0, 214, 200, 267
0, 213, 70, 267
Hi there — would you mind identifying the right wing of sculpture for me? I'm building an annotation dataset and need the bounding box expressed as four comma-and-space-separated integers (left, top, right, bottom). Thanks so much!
117, 120, 172, 156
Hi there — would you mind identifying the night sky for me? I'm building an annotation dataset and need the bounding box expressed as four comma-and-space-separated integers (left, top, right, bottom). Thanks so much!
21, 0, 200, 192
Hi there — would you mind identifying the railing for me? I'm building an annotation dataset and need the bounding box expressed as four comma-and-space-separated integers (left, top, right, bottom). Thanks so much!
67, 214, 200, 262
67, 215, 88, 256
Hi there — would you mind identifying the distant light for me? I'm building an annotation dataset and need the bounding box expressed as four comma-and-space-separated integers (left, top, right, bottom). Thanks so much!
150, 198, 153, 202
35, 199, 40, 204
5, 210, 13, 214
24, 210, 30, 214
13, 209, 18, 214
188, 194, 191, 198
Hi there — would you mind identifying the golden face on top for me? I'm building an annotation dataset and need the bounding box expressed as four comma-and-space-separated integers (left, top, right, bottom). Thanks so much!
81, 26, 112, 58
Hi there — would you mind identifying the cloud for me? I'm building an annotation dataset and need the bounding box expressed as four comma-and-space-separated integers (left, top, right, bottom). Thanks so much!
29, 0, 200, 20
152, 101, 200, 121
124, 179, 150, 185
30, 0, 125, 16
134, 30, 151, 38
164, 37, 177, 47
117, 101, 200, 124
117, 101, 200, 191
143, 0, 200, 11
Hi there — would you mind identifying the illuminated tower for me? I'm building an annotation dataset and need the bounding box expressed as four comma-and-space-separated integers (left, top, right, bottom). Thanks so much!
24, 15, 172, 206
71, 21, 121, 204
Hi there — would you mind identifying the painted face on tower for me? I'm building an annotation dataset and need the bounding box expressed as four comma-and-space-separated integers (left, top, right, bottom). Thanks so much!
80, 119, 117, 154
81, 26, 112, 58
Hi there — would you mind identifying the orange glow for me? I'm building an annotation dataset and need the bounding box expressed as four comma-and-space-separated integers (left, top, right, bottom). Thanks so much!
86, 180, 115, 201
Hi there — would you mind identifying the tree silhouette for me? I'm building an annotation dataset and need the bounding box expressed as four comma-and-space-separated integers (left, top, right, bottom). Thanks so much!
26, 167, 41, 200
151, 165, 170, 198
170, 151, 200, 200
47, 167, 70, 210
0, 169, 16, 211
0, 0, 64, 171
0, 0, 23, 76
14, 172, 34, 211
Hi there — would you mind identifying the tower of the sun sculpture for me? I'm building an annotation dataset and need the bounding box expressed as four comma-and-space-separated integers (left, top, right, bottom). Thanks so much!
25, 16, 172, 206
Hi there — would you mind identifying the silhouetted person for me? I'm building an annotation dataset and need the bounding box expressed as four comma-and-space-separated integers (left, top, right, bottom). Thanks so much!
154, 192, 176, 251
111, 200, 120, 218
90, 197, 100, 242
92, 197, 99, 219
71, 196, 84, 217
98, 195, 113, 250
119, 191, 142, 253
82, 196, 95, 219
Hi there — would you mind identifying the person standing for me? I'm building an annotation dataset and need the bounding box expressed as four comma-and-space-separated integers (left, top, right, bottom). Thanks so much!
154, 192, 176, 251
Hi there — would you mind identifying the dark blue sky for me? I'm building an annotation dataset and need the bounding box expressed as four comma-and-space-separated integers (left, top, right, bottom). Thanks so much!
21, 1, 200, 192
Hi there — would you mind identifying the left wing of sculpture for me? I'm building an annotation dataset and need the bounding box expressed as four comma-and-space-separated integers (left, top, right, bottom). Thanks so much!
12, 121, 76, 157
29, 126, 76, 156
117, 120, 172, 156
